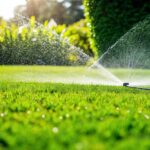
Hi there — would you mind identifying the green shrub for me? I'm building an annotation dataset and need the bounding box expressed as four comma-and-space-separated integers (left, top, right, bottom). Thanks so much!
51, 24, 66, 35
84, 0, 150, 55
63, 19, 98, 57
0, 17, 89, 65
52, 19, 98, 58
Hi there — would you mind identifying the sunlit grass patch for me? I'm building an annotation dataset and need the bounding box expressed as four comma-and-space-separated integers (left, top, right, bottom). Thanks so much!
0, 81, 150, 149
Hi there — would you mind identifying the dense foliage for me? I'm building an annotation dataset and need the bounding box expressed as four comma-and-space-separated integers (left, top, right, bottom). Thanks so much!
52, 19, 98, 57
0, 17, 89, 65
63, 19, 97, 57
84, 0, 150, 55
0, 81, 150, 150
100, 17, 150, 69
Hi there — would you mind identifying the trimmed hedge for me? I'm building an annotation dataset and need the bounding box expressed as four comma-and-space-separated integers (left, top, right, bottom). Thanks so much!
84, 0, 150, 55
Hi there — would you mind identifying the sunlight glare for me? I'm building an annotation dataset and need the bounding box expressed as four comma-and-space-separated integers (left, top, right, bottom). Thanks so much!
0, 0, 26, 20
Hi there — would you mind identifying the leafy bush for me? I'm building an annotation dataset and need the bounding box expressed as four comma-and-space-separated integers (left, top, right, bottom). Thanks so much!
52, 19, 98, 58
84, 0, 150, 55
63, 19, 98, 57
0, 17, 89, 65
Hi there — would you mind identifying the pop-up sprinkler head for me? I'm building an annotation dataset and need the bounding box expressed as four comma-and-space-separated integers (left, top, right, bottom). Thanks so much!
123, 82, 150, 90
123, 82, 129, 87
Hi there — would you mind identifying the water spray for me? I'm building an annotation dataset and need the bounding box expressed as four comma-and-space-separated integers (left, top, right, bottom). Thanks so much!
123, 83, 150, 90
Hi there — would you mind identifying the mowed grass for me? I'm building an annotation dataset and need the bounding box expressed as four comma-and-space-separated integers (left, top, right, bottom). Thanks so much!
0, 66, 150, 150
0, 65, 122, 85
0, 66, 150, 86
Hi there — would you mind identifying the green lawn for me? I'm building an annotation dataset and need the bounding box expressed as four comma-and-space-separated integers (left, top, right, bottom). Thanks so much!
0, 65, 122, 85
0, 66, 150, 150
0, 66, 150, 87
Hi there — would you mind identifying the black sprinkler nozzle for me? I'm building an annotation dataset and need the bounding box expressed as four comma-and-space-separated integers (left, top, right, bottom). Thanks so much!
123, 82, 129, 87
123, 82, 150, 90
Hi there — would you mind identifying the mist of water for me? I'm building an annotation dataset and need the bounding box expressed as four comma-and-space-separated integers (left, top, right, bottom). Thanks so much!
9, 14, 122, 85
10, 15, 150, 87
91, 16, 150, 87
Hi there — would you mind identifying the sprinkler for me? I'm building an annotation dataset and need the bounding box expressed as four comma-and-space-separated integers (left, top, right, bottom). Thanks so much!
123, 82, 129, 87
123, 82, 150, 90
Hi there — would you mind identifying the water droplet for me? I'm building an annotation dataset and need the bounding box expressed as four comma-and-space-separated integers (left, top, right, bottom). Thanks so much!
59, 116, 63, 120
52, 127, 59, 133
138, 110, 142, 114
41, 114, 45, 119
85, 106, 88, 110
66, 114, 70, 118
0, 113, 5, 117
37, 108, 40, 112
27, 110, 31, 114
77, 107, 80, 111
33, 29, 37, 33
116, 107, 119, 110
127, 110, 130, 113
144, 114, 149, 120
32, 38, 37, 42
